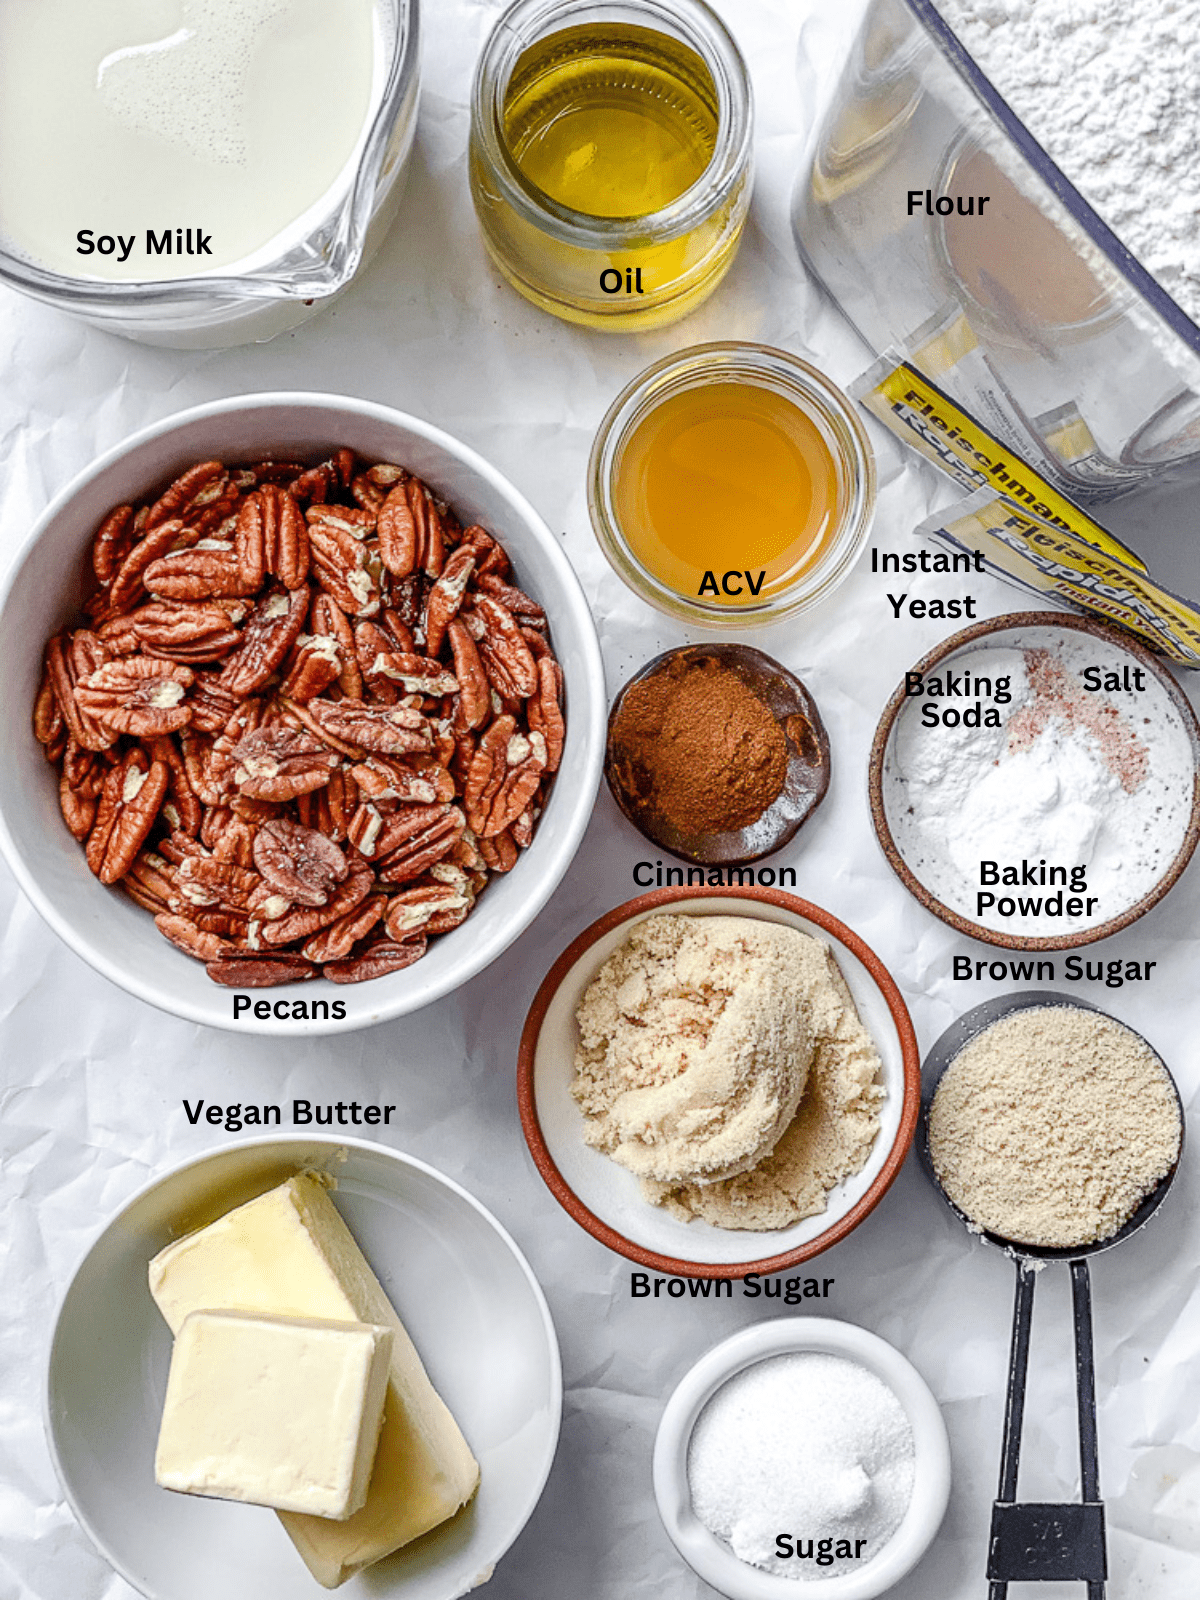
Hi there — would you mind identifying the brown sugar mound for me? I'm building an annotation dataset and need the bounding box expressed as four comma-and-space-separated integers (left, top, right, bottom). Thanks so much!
929, 1006, 1180, 1249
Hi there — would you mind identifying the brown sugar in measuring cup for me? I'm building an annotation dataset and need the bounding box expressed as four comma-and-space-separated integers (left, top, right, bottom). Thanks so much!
605, 644, 830, 866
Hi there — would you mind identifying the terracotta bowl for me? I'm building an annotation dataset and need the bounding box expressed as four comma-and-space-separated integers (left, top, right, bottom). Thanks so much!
517, 886, 920, 1279
869, 613, 1200, 952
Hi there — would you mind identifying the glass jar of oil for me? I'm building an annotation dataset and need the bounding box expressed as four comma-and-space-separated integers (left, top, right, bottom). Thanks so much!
589, 343, 877, 625
469, 0, 752, 331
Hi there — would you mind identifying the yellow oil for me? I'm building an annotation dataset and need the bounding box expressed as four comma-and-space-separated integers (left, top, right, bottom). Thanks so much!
503, 24, 716, 218
473, 22, 746, 329
614, 382, 841, 607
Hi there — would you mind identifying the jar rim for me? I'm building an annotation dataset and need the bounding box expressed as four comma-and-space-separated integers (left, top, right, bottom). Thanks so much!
471, 0, 753, 249
587, 341, 877, 628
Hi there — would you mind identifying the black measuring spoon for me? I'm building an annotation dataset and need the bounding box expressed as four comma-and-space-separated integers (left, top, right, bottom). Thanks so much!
918, 992, 1185, 1599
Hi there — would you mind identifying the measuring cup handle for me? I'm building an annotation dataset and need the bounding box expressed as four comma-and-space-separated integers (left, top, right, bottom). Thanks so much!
1000, 1260, 1037, 1500
988, 1261, 1037, 1600
1071, 1259, 1100, 1500
1071, 1258, 1105, 1599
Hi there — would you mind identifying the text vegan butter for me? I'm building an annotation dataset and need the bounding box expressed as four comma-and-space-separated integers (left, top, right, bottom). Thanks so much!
155, 1310, 392, 1520
149, 1174, 480, 1588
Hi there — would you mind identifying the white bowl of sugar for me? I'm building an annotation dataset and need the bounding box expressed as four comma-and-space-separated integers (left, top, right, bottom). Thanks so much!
653, 1318, 951, 1600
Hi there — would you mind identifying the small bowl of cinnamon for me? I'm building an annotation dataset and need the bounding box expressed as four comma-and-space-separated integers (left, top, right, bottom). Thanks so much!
605, 644, 830, 866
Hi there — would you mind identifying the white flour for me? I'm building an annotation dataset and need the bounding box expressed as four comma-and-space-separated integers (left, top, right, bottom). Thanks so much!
937, 0, 1200, 325
886, 635, 1195, 936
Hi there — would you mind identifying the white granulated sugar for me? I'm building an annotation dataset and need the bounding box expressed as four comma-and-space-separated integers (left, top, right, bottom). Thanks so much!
936, 0, 1200, 325
886, 636, 1194, 936
688, 1353, 915, 1580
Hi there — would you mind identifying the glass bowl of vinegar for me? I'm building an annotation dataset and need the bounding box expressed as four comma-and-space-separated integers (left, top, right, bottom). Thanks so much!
469, 0, 752, 331
589, 343, 877, 627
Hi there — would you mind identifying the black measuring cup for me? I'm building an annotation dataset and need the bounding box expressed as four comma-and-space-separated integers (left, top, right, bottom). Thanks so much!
919, 992, 1185, 1599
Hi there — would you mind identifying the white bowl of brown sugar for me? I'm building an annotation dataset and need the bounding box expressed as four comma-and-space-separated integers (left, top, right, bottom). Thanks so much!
518, 887, 921, 1278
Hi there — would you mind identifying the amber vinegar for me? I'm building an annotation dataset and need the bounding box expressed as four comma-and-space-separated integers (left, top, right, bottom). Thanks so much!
613, 381, 842, 608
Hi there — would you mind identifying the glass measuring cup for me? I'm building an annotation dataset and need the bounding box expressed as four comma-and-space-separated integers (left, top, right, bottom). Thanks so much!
919, 992, 1185, 1598
0, 0, 419, 349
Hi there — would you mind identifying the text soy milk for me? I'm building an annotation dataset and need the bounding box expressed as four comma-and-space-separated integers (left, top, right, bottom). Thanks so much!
0, 0, 380, 280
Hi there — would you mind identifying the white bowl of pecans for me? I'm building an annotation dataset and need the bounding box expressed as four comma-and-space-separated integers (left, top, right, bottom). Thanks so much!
0, 393, 605, 1033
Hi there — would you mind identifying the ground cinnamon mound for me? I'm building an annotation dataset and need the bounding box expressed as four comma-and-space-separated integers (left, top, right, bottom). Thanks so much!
610, 655, 787, 836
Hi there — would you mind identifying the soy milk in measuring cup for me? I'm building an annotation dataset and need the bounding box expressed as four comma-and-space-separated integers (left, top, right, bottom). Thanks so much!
0, 0, 382, 280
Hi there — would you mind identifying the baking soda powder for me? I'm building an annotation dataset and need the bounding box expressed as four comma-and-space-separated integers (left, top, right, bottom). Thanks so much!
887, 637, 1195, 936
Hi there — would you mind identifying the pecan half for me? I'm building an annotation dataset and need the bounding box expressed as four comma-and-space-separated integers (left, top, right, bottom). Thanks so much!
363, 649, 458, 697
59, 772, 97, 841
424, 548, 474, 657
206, 951, 319, 988
323, 937, 426, 983
144, 544, 253, 601
219, 585, 309, 697
447, 619, 489, 731
86, 749, 169, 884
108, 519, 202, 614
525, 655, 565, 772
155, 913, 231, 962
130, 601, 243, 663
92, 505, 138, 586
47, 633, 117, 752
306, 697, 432, 756
471, 594, 538, 697
384, 882, 472, 939
253, 818, 349, 907
464, 714, 516, 833
280, 634, 342, 702
146, 461, 225, 528
231, 726, 340, 801
311, 593, 362, 697
375, 805, 466, 884
301, 893, 386, 963
235, 486, 310, 591
75, 658, 194, 737
377, 479, 418, 577
260, 864, 373, 946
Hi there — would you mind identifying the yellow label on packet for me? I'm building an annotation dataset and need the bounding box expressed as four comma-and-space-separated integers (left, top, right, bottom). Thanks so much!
852, 355, 1148, 571
919, 489, 1200, 666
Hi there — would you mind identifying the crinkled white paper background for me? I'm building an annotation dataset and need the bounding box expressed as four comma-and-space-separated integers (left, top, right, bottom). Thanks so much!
1, 2, 1199, 1597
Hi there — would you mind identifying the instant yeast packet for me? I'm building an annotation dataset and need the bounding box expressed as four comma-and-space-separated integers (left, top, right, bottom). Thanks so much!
851, 317, 1200, 666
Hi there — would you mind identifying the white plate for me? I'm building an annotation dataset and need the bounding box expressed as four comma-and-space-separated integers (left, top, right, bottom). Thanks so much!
0, 392, 606, 1034
521, 891, 919, 1274
45, 1136, 562, 1600
653, 1318, 951, 1600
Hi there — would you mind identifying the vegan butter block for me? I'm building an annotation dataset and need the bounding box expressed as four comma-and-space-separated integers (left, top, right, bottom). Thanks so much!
149, 1174, 480, 1588
155, 1310, 393, 1520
